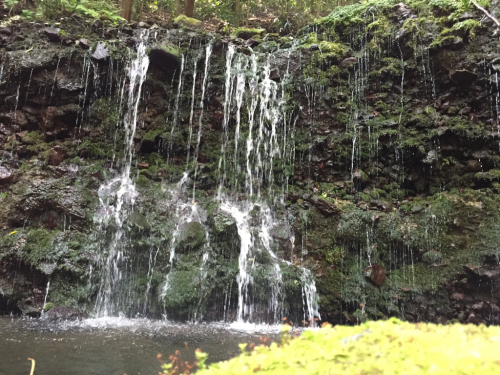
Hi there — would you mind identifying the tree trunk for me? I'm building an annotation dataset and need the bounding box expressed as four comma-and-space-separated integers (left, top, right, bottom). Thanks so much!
185, 0, 195, 17
235, 0, 241, 26
121, 0, 132, 22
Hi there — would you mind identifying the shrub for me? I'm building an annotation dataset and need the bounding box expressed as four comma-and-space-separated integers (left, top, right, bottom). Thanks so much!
186, 319, 500, 374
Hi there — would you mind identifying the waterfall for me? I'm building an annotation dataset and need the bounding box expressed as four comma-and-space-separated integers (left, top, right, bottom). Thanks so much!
94, 30, 150, 317
215, 44, 320, 324
41, 280, 50, 317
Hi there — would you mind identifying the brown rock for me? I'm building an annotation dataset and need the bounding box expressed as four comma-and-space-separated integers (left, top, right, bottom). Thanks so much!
340, 57, 358, 68
49, 145, 67, 166
451, 292, 465, 301
44, 27, 61, 42
138, 163, 149, 169
198, 153, 208, 163
0, 166, 14, 184
310, 198, 338, 215
472, 302, 485, 311
364, 265, 385, 286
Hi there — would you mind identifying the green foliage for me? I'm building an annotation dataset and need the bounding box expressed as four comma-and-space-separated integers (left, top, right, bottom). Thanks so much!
43, 302, 54, 312
21, 0, 123, 21
194, 319, 500, 374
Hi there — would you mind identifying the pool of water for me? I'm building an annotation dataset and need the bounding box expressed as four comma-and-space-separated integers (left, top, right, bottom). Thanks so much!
0, 317, 280, 375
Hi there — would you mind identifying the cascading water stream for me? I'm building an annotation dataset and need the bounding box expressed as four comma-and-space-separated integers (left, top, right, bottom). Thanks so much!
215, 44, 320, 325
94, 30, 150, 317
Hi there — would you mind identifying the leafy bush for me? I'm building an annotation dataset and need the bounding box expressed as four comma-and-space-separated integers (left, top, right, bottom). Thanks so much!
17, 0, 122, 21
188, 319, 500, 374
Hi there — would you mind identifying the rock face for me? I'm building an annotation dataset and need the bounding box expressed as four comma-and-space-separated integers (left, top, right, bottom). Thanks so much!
1, 2, 500, 325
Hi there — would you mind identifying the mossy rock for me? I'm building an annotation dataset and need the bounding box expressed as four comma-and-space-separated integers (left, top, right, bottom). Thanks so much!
177, 221, 206, 252
125, 211, 151, 233
21, 131, 44, 145
232, 28, 265, 40
173, 15, 202, 28
209, 211, 236, 235
422, 251, 442, 264
43, 302, 54, 312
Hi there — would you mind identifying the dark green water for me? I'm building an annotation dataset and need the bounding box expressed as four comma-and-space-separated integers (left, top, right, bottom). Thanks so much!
0, 317, 279, 375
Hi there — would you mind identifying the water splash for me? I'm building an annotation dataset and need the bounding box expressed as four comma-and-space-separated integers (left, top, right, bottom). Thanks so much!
95, 30, 150, 317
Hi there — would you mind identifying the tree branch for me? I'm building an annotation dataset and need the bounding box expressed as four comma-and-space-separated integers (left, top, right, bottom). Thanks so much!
471, 0, 500, 28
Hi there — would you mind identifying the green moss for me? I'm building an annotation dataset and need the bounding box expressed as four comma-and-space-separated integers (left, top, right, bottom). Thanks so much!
22, 131, 44, 145
178, 221, 206, 251
232, 28, 265, 39
192, 319, 500, 374
475, 169, 500, 181
22, 229, 57, 266
173, 15, 202, 27
43, 302, 54, 312
161, 44, 181, 58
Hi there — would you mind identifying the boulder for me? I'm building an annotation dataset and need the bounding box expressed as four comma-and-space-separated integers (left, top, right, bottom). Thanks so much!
340, 57, 358, 68
312, 198, 338, 215
178, 221, 206, 251
364, 265, 385, 286
209, 211, 236, 235
149, 41, 181, 76
173, 15, 202, 29
49, 145, 67, 166
126, 211, 151, 232
0, 166, 14, 184
92, 42, 109, 61
44, 27, 61, 42
232, 28, 265, 40
6, 49, 56, 73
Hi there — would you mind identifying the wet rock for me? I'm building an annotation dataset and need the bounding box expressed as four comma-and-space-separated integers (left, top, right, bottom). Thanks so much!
466, 312, 483, 324
209, 211, 236, 235
364, 265, 385, 286
149, 41, 181, 76
126, 211, 151, 232
44, 27, 61, 42
459, 12, 475, 20
91, 42, 109, 61
57, 74, 85, 92
440, 36, 463, 50
38, 262, 57, 275
233, 28, 265, 40
7, 177, 88, 227
0, 26, 12, 36
450, 69, 477, 83
392, 2, 414, 19
312, 198, 339, 215
451, 292, 464, 301
178, 221, 206, 251
245, 38, 261, 48
340, 57, 358, 68
43, 305, 89, 321
472, 301, 486, 311
49, 145, 67, 166
3, 111, 28, 128
77, 38, 90, 49
0, 166, 14, 184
